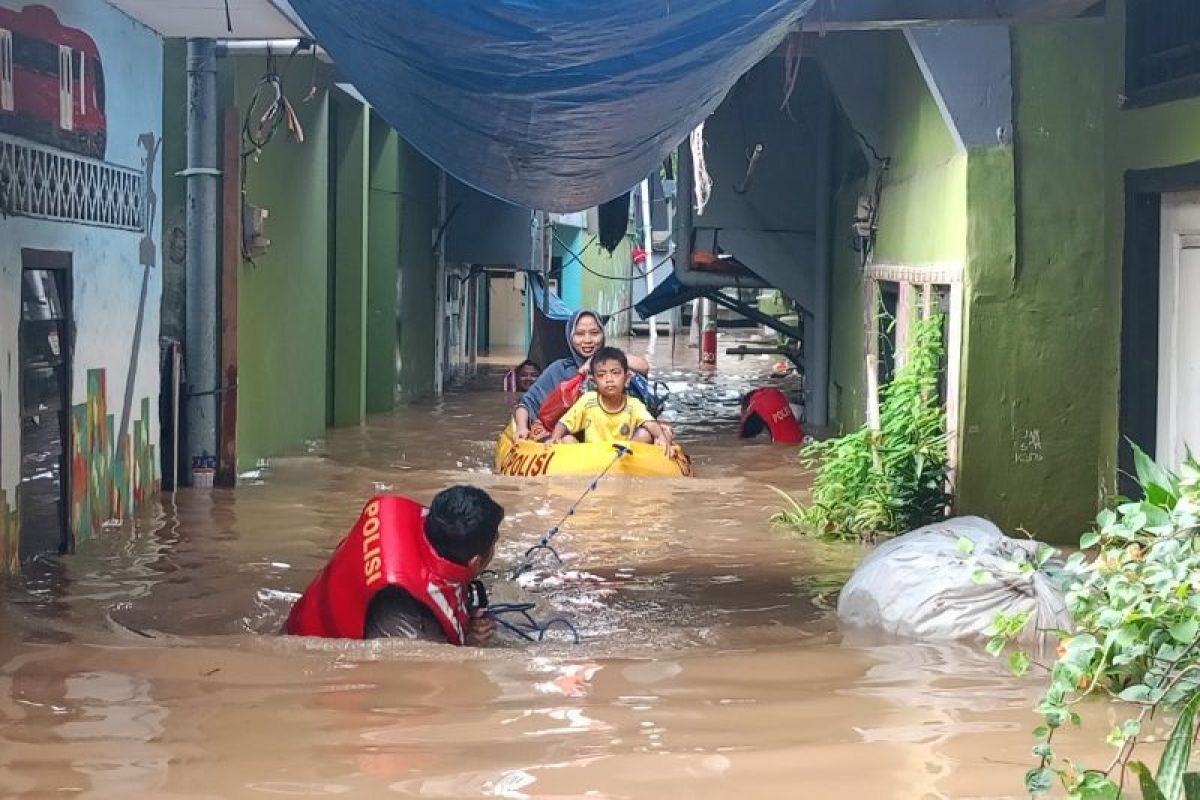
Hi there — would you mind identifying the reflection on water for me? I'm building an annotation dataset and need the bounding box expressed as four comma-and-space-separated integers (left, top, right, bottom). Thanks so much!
1, 336, 1111, 798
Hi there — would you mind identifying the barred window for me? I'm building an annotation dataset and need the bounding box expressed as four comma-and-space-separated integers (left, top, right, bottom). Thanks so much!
1126, 0, 1200, 105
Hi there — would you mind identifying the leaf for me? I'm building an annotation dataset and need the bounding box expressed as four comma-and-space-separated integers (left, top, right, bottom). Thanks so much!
1155, 691, 1200, 800
1010, 651, 1031, 676
1171, 619, 1200, 645
956, 536, 975, 556
1183, 773, 1200, 800
971, 568, 991, 585
1025, 767, 1055, 795
1133, 442, 1178, 500
1119, 684, 1152, 702
1080, 530, 1101, 549
1131, 761, 1169, 800
986, 636, 1006, 657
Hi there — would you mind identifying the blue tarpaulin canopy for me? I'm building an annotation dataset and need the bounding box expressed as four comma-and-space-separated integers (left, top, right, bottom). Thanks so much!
288, 0, 814, 212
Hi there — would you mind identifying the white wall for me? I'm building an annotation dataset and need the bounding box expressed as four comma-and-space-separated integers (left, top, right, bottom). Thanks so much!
0, 0, 162, 561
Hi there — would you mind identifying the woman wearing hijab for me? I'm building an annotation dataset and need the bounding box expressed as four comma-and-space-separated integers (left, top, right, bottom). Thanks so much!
512, 309, 652, 442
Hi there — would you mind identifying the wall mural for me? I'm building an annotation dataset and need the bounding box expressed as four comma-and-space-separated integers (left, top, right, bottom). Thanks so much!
0, 4, 107, 160
0, 1, 162, 569
70, 368, 156, 546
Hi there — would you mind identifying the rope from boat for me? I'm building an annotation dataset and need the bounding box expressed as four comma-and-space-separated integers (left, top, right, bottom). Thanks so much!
469, 581, 581, 644
509, 443, 632, 579
467, 443, 631, 645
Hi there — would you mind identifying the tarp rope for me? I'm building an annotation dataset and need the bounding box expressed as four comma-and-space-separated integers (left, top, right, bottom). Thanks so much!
472, 443, 632, 644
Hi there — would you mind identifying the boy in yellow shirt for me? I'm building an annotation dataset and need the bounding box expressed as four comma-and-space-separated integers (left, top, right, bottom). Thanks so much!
550, 346, 672, 454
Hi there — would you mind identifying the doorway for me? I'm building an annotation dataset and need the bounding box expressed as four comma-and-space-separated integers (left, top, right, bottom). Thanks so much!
18, 249, 72, 559
1156, 192, 1200, 468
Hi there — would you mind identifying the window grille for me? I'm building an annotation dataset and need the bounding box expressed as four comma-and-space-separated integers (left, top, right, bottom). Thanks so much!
0, 133, 144, 231
1127, 0, 1200, 102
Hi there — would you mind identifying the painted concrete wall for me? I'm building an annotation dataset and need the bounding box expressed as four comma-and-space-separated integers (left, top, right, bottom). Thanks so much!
396, 140, 439, 404
0, 1, 162, 569
1101, 0, 1200, 484
366, 116, 401, 415
231, 57, 331, 470
956, 22, 1107, 541
822, 33, 963, 434
872, 34, 967, 268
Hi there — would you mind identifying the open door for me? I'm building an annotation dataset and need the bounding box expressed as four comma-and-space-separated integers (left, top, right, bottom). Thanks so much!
19, 250, 72, 559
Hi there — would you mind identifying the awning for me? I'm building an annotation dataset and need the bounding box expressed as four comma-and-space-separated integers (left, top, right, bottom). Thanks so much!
286, 0, 814, 212
634, 273, 706, 319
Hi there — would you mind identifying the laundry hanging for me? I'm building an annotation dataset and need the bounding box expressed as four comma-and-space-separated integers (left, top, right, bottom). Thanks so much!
286, 0, 815, 212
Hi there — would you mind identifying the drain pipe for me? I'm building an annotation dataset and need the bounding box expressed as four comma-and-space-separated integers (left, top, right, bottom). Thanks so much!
184, 38, 219, 486
639, 179, 656, 345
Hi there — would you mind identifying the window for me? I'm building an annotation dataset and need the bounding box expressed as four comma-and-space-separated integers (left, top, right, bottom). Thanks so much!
57, 44, 72, 130
1126, 0, 1200, 105
0, 29, 12, 112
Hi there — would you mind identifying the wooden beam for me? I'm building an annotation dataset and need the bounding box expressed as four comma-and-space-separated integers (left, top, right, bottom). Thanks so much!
217, 107, 240, 488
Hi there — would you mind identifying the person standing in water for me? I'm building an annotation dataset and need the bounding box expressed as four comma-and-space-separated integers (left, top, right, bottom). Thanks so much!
286, 486, 503, 645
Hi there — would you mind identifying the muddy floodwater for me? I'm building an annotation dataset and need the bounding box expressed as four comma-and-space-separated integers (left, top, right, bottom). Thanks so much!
1, 336, 1114, 798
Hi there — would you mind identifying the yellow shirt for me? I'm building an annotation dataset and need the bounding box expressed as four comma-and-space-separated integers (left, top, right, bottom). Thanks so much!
558, 391, 654, 442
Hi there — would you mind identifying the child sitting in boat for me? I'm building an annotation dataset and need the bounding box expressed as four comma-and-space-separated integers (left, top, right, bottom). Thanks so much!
549, 346, 672, 455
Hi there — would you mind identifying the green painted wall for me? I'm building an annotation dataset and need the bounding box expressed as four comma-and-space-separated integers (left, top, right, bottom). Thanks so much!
954, 22, 1107, 541
827, 106, 871, 433
329, 95, 370, 427
579, 236, 633, 332
367, 116, 402, 414
232, 58, 332, 470
824, 33, 963, 433
872, 35, 967, 267
396, 142, 439, 404
1100, 0, 1200, 485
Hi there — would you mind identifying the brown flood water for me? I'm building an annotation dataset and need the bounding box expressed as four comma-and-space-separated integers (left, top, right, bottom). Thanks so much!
1, 335, 1116, 799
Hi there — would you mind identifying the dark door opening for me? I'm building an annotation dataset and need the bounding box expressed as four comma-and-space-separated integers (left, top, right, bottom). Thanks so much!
877, 281, 899, 388
18, 249, 72, 560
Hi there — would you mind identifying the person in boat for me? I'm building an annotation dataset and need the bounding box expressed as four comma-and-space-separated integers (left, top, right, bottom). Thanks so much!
512, 309, 658, 441
503, 359, 541, 394
549, 346, 672, 455
285, 486, 504, 645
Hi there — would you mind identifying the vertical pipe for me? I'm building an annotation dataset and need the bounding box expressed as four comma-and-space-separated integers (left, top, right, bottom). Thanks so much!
217, 106, 241, 487
434, 169, 446, 396
185, 39, 218, 486
640, 179, 656, 345
809, 82, 835, 427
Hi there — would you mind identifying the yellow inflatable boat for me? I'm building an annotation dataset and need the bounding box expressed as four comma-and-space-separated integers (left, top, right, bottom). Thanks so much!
494, 422, 692, 478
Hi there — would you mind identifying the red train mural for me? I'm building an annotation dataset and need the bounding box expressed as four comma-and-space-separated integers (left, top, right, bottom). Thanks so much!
0, 4, 106, 160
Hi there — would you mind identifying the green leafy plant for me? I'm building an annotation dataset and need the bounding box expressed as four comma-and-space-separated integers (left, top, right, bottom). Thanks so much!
770, 313, 950, 542
987, 445, 1200, 799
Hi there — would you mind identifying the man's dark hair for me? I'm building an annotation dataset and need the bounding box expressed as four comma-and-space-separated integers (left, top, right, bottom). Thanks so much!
589, 346, 628, 375
424, 486, 504, 565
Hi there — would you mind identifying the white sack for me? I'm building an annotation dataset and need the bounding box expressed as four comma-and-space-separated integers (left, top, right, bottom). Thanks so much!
836, 516, 1070, 642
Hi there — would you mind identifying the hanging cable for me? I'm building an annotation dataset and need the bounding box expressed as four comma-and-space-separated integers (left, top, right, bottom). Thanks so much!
509, 444, 632, 579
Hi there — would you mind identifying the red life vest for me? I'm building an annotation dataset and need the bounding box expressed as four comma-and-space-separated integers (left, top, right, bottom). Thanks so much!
285, 496, 475, 644
739, 387, 804, 444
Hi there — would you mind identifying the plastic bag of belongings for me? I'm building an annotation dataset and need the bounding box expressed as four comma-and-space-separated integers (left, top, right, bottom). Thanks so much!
837, 516, 1071, 642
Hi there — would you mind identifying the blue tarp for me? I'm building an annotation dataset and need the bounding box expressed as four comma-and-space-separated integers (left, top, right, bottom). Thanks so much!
288, 1, 814, 212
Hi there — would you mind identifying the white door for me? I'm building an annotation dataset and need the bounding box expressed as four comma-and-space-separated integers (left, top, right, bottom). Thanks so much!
58, 45, 73, 131
488, 274, 526, 349
1157, 192, 1200, 467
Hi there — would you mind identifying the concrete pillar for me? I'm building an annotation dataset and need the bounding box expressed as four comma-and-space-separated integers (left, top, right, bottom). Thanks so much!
809, 84, 835, 427
330, 94, 369, 426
